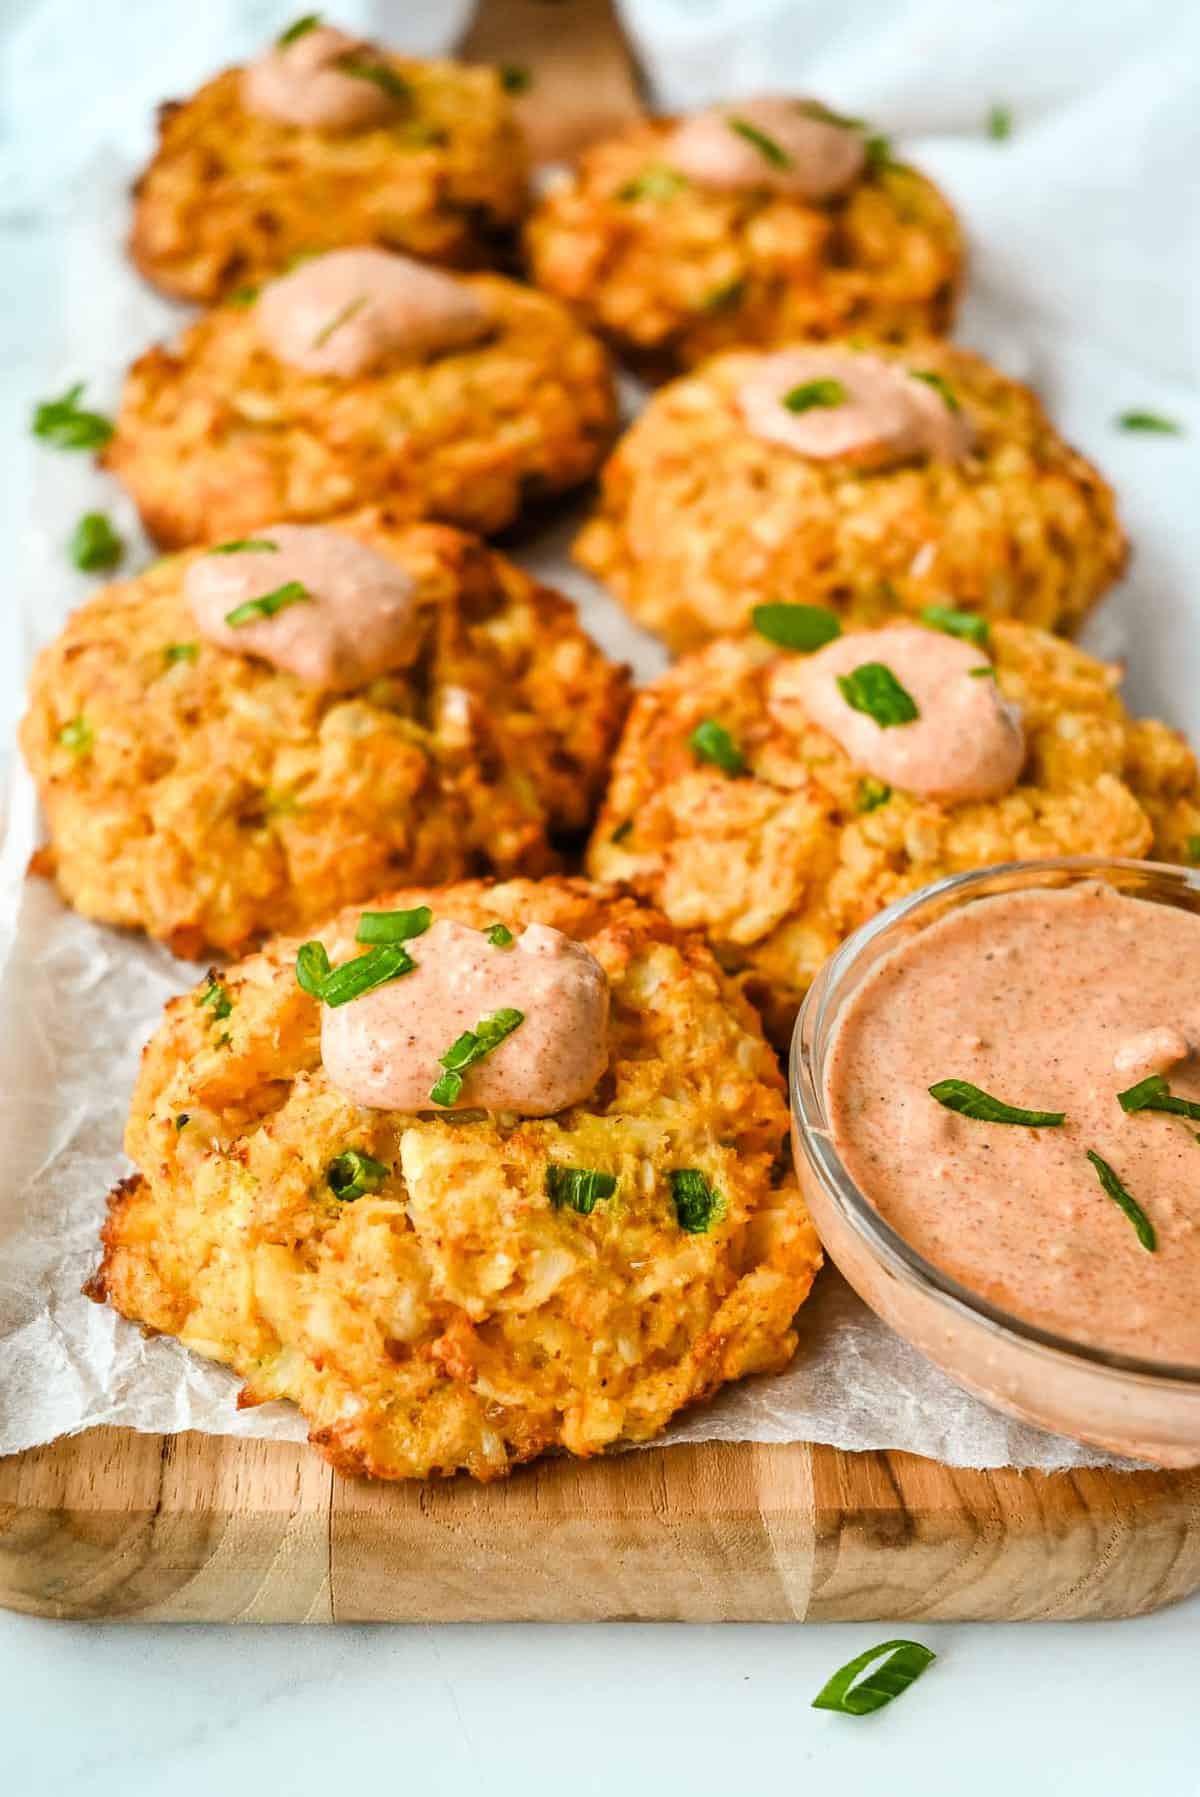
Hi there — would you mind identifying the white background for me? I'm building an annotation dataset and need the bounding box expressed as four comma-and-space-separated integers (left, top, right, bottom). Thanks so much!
2, 1, 1199, 1790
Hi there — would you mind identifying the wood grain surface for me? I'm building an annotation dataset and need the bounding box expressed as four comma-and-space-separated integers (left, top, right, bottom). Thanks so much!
3, 1428, 1198, 1623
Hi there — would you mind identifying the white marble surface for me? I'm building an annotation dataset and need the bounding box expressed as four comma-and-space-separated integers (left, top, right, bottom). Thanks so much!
2, 3, 1200, 1790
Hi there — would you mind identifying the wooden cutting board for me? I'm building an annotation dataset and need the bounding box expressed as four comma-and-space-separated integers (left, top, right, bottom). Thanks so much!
3, 1427, 1198, 1623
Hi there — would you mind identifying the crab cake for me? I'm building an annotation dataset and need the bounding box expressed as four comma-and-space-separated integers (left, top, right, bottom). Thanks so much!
130, 21, 528, 304
525, 99, 962, 372
20, 510, 630, 960
588, 618, 1200, 1047
575, 341, 1126, 653
103, 249, 617, 549
87, 877, 822, 1482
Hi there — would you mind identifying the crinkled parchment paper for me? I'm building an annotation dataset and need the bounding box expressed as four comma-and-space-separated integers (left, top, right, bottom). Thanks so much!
5, 140, 1197, 1472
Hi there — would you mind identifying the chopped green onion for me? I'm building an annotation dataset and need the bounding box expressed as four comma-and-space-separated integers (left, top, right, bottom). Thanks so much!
969, 665, 998, 680
910, 368, 961, 412
929, 1078, 1064, 1127
986, 104, 1013, 141
326, 1148, 389, 1201
616, 164, 687, 203
227, 284, 259, 308
689, 719, 745, 776
1086, 1149, 1157, 1252
69, 511, 124, 573
196, 974, 233, 1021
863, 132, 894, 173
920, 605, 987, 648
311, 294, 367, 349
837, 663, 919, 727
336, 53, 409, 104
670, 1167, 722, 1234
429, 1007, 524, 1107
276, 13, 321, 47
610, 819, 634, 845
727, 116, 791, 168
486, 923, 514, 947
295, 940, 332, 998
164, 641, 199, 665
319, 944, 415, 1008
751, 602, 841, 652
499, 63, 531, 93
700, 277, 747, 313
1187, 835, 1200, 863
207, 538, 278, 555
783, 378, 846, 414
546, 1165, 618, 1214
174, 1113, 190, 1131
812, 1639, 937, 1715
1116, 1073, 1200, 1121
58, 716, 93, 756
354, 905, 432, 946
797, 99, 866, 131
31, 383, 113, 451
224, 580, 310, 628
856, 776, 891, 813
1116, 411, 1183, 435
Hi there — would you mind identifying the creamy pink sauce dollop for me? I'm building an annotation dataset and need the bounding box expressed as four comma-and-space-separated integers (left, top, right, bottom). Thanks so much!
185, 523, 418, 691
321, 918, 610, 1115
666, 96, 865, 200
242, 25, 401, 133
769, 623, 1025, 804
255, 248, 490, 379
736, 348, 973, 468
825, 882, 1200, 1363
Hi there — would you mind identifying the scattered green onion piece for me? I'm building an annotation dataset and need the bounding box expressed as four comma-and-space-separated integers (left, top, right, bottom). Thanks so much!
986, 104, 1013, 141
929, 1079, 1064, 1127
751, 602, 841, 653
920, 604, 987, 647
326, 1148, 389, 1202
727, 116, 791, 168
610, 819, 634, 845
499, 63, 531, 93
336, 53, 409, 104
616, 164, 687, 203
429, 1007, 524, 1107
31, 383, 113, 451
225, 580, 310, 628
311, 294, 367, 349
864, 133, 894, 173
69, 511, 124, 573
355, 905, 432, 946
295, 940, 332, 998
782, 378, 846, 414
968, 665, 998, 680
856, 776, 891, 813
689, 719, 745, 776
58, 716, 93, 756
910, 368, 961, 412
164, 642, 199, 665
1186, 835, 1200, 863
1116, 1073, 1200, 1121
670, 1168, 722, 1234
174, 1113, 190, 1131
1086, 1149, 1157, 1252
277, 13, 321, 47
797, 99, 865, 131
227, 284, 259, 308
1116, 411, 1183, 435
207, 538, 278, 555
196, 974, 232, 1021
837, 663, 919, 727
546, 1166, 618, 1214
812, 1639, 937, 1715
700, 277, 747, 313
486, 923, 514, 947
319, 943, 415, 1008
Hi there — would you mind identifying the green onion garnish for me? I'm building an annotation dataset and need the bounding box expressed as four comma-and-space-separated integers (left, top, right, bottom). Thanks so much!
175, 1113, 190, 1131
296, 941, 331, 998
700, 277, 747, 313
782, 378, 846, 414
1086, 1149, 1157, 1252
228, 284, 259, 308
499, 63, 531, 93
225, 580, 310, 628
336, 53, 409, 104
929, 1079, 1064, 1127
32, 383, 113, 451
69, 511, 124, 573
610, 819, 634, 845
969, 665, 997, 680
276, 14, 321, 47
320, 944, 415, 1007
921, 604, 987, 647
856, 776, 891, 813
354, 905, 432, 946
429, 1007, 525, 1107
986, 104, 1013, 141
196, 973, 233, 1021
546, 1166, 618, 1214
58, 716, 93, 756
311, 294, 367, 350
326, 1148, 389, 1201
616, 164, 687, 203
670, 1168, 721, 1234
1187, 835, 1200, 863
1116, 411, 1183, 435
486, 923, 514, 947
910, 368, 961, 412
689, 719, 745, 776
1116, 1074, 1200, 1121
751, 602, 841, 653
812, 1639, 936, 1715
837, 662, 919, 727
164, 642, 199, 665
727, 116, 791, 168
207, 538, 278, 555
864, 132, 893, 173
797, 99, 866, 131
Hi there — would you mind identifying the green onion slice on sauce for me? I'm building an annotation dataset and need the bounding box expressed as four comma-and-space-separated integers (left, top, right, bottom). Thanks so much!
812, 1640, 937, 1715
836, 663, 919, 727
928, 1079, 1065, 1127
429, 1007, 525, 1107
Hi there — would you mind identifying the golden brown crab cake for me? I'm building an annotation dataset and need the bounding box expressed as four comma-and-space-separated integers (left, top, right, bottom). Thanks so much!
587, 622, 1200, 1048
87, 877, 821, 1482
103, 268, 617, 550
20, 511, 630, 960
130, 32, 528, 304
525, 110, 962, 372
575, 341, 1127, 653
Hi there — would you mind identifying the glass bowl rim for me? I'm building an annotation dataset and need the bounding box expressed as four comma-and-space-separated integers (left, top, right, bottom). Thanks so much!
789, 855, 1200, 1390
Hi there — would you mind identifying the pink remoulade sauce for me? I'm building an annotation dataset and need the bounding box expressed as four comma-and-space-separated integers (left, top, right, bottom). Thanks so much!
769, 623, 1025, 804
321, 919, 610, 1116
666, 97, 865, 201
255, 248, 490, 379
736, 348, 972, 468
824, 882, 1200, 1366
242, 25, 401, 133
185, 524, 418, 692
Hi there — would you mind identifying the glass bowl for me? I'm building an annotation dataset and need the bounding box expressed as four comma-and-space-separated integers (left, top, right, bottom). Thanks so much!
789, 857, 1200, 1467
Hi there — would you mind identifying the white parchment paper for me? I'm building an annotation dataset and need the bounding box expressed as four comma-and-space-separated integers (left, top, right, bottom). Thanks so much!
3, 62, 1198, 1467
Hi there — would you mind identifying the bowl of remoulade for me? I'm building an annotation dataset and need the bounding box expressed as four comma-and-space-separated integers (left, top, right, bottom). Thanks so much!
790, 857, 1200, 1466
